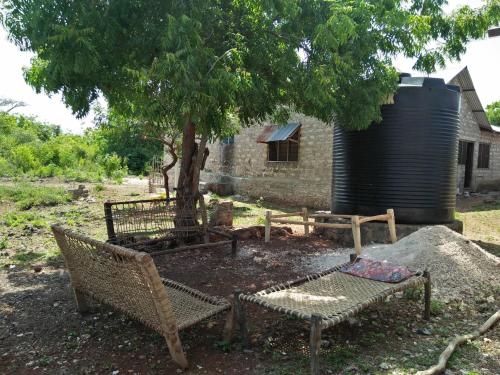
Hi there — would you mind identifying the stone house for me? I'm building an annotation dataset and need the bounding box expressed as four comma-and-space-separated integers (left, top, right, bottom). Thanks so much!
199, 68, 500, 208
202, 113, 333, 209
450, 67, 500, 193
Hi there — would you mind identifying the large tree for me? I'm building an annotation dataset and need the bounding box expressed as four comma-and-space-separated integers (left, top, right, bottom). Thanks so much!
2, 0, 499, 219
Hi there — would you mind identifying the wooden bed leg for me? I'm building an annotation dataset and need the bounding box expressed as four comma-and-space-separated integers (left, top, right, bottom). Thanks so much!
265, 211, 271, 243
73, 289, 90, 314
164, 331, 189, 369
302, 207, 309, 236
231, 237, 238, 256
223, 303, 236, 342
233, 289, 249, 347
424, 270, 431, 320
351, 215, 362, 255
387, 208, 397, 243
310, 314, 322, 375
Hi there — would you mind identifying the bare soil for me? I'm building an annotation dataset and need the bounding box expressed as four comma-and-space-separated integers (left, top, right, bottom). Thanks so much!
1, 180, 499, 374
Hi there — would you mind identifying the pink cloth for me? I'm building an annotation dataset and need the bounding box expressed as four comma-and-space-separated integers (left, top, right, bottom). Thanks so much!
340, 258, 415, 283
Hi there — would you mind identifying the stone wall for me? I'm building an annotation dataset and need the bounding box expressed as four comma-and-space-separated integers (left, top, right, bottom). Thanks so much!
202, 113, 333, 209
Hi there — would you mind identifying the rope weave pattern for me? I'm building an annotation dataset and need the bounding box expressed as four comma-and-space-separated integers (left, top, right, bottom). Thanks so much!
241, 263, 426, 328
106, 197, 203, 244
52, 225, 230, 336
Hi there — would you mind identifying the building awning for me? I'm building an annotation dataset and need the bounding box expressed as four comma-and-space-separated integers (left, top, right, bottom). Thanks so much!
256, 123, 301, 143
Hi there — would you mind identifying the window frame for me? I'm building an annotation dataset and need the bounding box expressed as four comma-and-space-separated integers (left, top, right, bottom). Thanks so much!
267, 129, 300, 162
477, 143, 490, 169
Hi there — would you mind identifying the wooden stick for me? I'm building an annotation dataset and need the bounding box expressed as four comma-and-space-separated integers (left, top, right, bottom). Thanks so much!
352, 215, 362, 255
359, 214, 389, 224
302, 207, 309, 236
310, 314, 322, 375
416, 310, 500, 375
309, 213, 355, 219
150, 240, 232, 256
269, 219, 352, 229
270, 212, 303, 218
265, 211, 271, 243
387, 208, 397, 243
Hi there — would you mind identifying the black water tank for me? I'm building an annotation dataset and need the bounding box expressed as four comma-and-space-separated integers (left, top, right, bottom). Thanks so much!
332, 76, 461, 224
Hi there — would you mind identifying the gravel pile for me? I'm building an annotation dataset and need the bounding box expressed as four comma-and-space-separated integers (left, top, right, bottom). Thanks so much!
361, 226, 500, 301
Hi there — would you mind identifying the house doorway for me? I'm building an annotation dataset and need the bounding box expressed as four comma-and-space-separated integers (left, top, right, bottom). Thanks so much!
464, 142, 474, 189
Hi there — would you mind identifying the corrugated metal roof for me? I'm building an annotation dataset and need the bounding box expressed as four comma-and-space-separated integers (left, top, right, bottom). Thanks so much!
256, 123, 301, 143
448, 67, 492, 131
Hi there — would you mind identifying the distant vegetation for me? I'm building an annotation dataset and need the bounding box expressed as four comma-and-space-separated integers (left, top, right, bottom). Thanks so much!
0, 184, 72, 210
486, 101, 500, 126
0, 110, 160, 182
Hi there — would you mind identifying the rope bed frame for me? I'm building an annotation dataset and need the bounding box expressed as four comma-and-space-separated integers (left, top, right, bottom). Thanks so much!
52, 225, 231, 369
103, 195, 237, 256
265, 208, 397, 255
227, 255, 431, 375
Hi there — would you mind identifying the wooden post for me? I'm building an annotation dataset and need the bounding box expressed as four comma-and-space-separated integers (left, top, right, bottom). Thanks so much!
387, 208, 397, 243
351, 215, 362, 255
231, 236, 238, 256
103, 202, 116, 242
302, 207, 309, 236
265, 211, 271, 243
223, 298, 236, 342
198, 194, 210, 243
424, 270, 431, 320
233, 289, 249, 347
310, 314, 322, 375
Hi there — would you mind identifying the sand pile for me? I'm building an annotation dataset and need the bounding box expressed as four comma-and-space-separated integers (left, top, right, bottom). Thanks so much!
361, 226, 499, 301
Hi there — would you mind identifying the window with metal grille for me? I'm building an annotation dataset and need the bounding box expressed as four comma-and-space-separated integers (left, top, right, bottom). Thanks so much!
477, 143, 490, 169
267, 131, 299, 162
458, 141, 467, 165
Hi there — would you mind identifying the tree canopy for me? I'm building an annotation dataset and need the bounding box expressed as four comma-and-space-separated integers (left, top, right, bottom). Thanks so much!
3, 0, 499, 133
486, 100, 500, 125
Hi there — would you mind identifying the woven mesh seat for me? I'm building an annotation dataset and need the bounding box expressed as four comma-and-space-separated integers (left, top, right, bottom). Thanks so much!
242, 271, 426, 328
163, 279, 230, 330
52, 225, 230, 369
232, 261, 431, 375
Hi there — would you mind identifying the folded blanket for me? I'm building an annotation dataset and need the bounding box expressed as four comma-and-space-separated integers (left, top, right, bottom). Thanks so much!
340, 258, 415, 283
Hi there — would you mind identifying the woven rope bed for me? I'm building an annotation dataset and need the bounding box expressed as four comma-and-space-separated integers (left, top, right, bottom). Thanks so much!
103, 195, 237, 256
228, 257, 431, 375
52, 225, 230, 369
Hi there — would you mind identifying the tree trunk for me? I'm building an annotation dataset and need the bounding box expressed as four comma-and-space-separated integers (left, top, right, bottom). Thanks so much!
175, 120, 207, 230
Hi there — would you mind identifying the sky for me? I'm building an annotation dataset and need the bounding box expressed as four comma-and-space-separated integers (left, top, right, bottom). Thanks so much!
0, 0, 498, 134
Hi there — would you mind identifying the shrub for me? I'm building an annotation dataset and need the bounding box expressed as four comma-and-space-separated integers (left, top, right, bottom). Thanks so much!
0, 183, 72, 209
2, 211, 47, 228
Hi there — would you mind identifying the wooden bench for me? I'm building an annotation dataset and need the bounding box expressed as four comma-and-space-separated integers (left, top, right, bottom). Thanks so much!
227, 255, 430, 375
104, 196, 237, 256
52, 225, 231, 369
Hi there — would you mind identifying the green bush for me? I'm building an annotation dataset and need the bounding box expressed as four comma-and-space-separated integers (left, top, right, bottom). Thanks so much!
2, 211, 47, 228
0, 111, 129, 182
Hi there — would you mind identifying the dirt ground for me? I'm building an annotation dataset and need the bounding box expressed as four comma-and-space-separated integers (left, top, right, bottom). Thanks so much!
1, 180, 499, 374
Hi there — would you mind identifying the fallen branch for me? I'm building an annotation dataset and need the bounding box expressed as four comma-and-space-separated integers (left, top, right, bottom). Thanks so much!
416, 309, 499, 375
